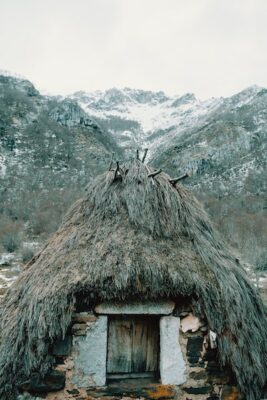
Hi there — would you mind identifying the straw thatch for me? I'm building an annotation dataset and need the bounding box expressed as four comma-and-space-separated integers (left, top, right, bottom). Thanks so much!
0, 159, 266, 399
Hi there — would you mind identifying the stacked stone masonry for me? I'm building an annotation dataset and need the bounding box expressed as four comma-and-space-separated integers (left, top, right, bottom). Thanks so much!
20, 306, 243, 400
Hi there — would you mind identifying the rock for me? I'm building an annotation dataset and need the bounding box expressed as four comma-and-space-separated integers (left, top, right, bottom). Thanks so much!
72, 323, 87, 335
52, 335, 72, 356
0, 261, 11, 267
181, 314, 201, 333
220, 385, 242, 400
0, 253, 15, 268
188, 357, 199, 365
0, 287, 7, 296
186, 335, 205, 365
209, 330, 217, 349
87, 384, 178, 399
72, 312, 97, 324
186, 336, 204, 357
179, 311, 189, 317
72, 323, 87, 330
189, 370, 208, 380
200, 325, 208, 332
67, 388, 80, 395
72, 329, 86, 336
20, 370, 65, 392
17, 394, 43, 400
184, 385, 212, 394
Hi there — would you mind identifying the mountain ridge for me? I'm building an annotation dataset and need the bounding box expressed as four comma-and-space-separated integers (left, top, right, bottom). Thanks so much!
69, 85, 265, 160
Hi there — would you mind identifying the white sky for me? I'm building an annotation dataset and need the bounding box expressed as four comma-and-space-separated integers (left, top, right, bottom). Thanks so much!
1, 0, 267, 98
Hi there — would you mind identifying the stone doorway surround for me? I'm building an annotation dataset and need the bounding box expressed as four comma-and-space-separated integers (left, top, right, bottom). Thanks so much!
71, 301, 186, 387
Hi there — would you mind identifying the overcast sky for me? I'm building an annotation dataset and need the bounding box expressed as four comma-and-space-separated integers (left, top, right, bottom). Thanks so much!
1, 0, 267, 98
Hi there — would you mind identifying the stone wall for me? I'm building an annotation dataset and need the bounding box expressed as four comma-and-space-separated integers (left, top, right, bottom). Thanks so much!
176, 310, 242, 400
71, 315, 107, 387
19, 306, 243, 400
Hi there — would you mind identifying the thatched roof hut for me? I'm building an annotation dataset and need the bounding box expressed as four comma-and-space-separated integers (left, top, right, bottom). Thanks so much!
0, 159, 266, 400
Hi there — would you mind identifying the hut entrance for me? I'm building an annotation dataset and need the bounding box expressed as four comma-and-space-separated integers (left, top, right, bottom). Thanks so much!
107, 315, 159, 381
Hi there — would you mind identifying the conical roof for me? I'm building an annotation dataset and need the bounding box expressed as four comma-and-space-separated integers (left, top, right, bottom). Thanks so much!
0, 159, 266, 399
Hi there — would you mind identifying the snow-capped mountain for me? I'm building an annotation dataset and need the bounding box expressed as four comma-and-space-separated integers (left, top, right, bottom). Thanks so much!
69, 85, 266, 197
69, 88, 223, 158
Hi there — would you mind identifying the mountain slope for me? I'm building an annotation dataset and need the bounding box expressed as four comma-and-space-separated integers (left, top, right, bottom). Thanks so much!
70, 88, 222, 157
152, 86, 266, 194
0, 75, 122, 259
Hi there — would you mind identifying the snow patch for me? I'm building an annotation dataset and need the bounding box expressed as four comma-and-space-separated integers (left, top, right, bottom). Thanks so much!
0, 155, 7, 177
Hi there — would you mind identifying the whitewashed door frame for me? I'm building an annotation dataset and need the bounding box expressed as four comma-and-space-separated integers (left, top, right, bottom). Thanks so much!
72, 302, 186, 387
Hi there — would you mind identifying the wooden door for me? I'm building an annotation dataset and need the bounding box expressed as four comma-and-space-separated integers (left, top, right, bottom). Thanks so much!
107, 316, 159, 377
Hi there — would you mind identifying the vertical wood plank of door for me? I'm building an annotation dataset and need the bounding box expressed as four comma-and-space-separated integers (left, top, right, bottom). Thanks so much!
107, 317, 132, 373
132, 317, 159, 372
145, 318, 159, 372
131, 317, 148, 372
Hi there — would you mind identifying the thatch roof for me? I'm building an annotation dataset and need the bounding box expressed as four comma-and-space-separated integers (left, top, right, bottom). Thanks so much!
0, 159, 266, 399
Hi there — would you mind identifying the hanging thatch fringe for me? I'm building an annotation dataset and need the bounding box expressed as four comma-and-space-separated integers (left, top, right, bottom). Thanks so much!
0, 159, 266, 400
142, 148, 148, 163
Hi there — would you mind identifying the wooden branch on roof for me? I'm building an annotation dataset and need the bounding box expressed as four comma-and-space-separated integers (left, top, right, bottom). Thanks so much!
109, 152, 115, 171
142, 148, 148, 163
148, 169, 162, 178
169, 173, 189, 185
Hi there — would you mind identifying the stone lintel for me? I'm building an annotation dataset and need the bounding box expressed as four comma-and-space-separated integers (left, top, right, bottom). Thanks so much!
95, 300, 175, 315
